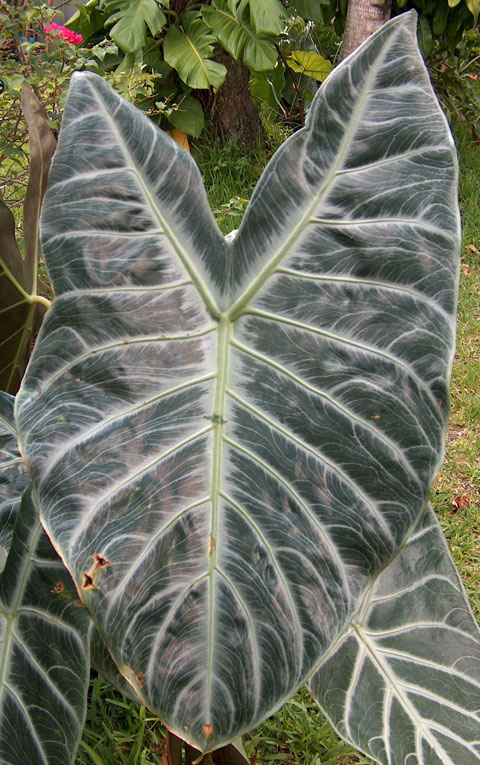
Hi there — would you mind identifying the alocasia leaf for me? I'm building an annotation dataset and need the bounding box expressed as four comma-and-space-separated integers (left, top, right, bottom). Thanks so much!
0, 398, 91, 764
15, 11, 471, 753
309, 505, 480, 764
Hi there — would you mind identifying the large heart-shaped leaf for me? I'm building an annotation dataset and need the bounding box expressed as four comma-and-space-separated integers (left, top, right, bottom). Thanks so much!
16, 12, 462, 752
309, 505, 480, 764
0, 396, 91, 764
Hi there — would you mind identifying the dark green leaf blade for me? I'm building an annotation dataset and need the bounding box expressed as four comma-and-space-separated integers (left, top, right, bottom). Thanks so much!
0, 489, 92, 764
164, 13, 227, 90
203, 2, 277, 72
309, 505, 480, 764
105, 0, 167, 53
15, 12, 461, 752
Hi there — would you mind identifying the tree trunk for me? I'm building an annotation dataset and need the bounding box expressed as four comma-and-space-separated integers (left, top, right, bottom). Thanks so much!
208, 48, 264, 147
339, 0, 392, 61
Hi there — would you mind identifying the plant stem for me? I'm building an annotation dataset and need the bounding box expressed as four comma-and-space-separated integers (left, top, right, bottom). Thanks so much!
166, 730, 183, 765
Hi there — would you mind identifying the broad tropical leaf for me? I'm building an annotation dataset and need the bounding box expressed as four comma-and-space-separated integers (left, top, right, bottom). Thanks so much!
247, 0, 286, 35
0, 401, 91, 764
104, 0, 167, 53
164, 12, 227, 90
16, 12, 463, 752
290, 0, 329, 22
309, 505, 480, 764
204, 1, 277, 72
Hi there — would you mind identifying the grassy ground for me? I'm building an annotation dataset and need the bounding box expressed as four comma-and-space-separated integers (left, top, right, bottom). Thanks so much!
72, 122, 480, 764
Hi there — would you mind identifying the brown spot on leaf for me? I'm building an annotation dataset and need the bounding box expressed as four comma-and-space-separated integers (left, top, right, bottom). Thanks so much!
73, 599, 85, 608
82, 573, 97, 590
203, 723, 213, 739
207, 535, 215, 557
136, 671, 145, 689
93, 553, 111, 571
52, 581, 64, 594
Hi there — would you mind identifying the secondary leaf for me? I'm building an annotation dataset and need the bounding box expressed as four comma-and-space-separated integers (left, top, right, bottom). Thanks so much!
248, 0, 286, 36
0, 490, 92, 764
16, 13, 461, 752
167, 97, 204, 138
0, 402, 91, 763
105, 0, 167, 53
0, 393, 29, 560
164, 13, 227, 90
0, 84, 54, 394
203, 1, 277, 72
309, 505, 480, 764
287, 50, 333, 81
0, 200, 46, 395
21, 82, 57, 292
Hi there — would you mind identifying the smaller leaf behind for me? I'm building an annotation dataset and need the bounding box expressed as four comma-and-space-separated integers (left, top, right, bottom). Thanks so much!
164, 12, 227, 90
21, 82, 57, 293
248, 0, 287, 36
0, 400, 92, 764
0, 490, 92, 765
0, 392, 29, 561
105, 0, 167, 53
203, 1, 277, 72
287, 50, 333, 82
0, 84, 54, 394
0, 200, 45, 394
309, 505, 480, 765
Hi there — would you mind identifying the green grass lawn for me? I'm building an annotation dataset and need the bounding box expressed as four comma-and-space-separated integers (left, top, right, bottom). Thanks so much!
73, 122, 480, 764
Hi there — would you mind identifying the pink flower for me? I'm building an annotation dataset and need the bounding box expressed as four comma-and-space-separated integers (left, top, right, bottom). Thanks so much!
44, 22, 83, 45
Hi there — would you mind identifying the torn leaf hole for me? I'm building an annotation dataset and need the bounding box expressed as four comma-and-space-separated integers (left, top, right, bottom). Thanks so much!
82, 572, 97, 590
93, 553, 111, 571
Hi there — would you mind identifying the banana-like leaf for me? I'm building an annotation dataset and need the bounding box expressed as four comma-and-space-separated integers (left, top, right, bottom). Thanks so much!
0, 400, 91, 763
0, 393, 29, 561
203, 1, 277, 72
164, 12, 227, 90
309, 504, 480, 764
16, 12, 463, 752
